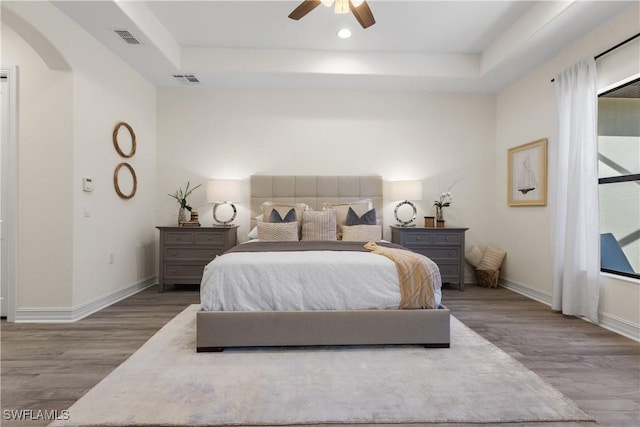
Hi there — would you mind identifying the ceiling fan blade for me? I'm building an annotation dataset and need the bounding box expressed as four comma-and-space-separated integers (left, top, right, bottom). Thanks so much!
288, 0, 322, 20
350, 0, 375, 28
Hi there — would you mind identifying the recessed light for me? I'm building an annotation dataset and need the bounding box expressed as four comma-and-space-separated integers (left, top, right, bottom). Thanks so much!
337, 28, 352, 39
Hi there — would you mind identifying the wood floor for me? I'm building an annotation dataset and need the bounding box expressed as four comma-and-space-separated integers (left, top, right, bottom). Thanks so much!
2, 284, 639, 427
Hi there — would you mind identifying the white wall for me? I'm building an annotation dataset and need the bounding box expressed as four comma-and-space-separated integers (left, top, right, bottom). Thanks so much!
157, 89, 497, 281
68, 24, 157, 308
2, 1, 157, 318
495, 4, 640, 336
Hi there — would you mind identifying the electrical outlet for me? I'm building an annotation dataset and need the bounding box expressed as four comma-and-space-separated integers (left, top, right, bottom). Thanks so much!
108, 253, 115, 264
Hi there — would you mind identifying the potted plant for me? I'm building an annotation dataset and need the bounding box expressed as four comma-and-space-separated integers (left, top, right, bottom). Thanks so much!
168, 182, 201, 225
433, 191, 452, 221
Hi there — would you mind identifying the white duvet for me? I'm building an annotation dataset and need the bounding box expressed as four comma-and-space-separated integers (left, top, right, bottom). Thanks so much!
200, 244, 442, 311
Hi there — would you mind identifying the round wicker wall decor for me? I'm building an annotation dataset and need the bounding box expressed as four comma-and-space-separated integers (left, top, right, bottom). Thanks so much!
112, 122, 137, 158
113, 162, 138, 199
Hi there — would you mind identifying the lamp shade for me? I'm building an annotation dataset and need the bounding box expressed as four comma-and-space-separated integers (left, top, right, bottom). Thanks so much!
206, 179, 242, 203
390, 181, 422, 201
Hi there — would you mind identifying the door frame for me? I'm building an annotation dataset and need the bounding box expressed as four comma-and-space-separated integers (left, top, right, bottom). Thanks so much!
1, 65, 19, 322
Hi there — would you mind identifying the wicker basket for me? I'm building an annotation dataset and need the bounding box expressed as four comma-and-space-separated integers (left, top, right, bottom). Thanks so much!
475, 268, 500, 288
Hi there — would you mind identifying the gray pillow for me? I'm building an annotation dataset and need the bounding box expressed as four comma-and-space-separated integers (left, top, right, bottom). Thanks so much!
345, 207, 376, 226
269, 208, 297, 223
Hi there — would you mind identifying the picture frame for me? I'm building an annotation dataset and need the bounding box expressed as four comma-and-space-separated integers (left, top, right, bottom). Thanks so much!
508, 138, 547, 206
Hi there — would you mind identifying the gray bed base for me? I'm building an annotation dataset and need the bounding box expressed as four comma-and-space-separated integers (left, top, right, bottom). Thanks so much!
197, 175, 450, 352
196, 306, 450, 352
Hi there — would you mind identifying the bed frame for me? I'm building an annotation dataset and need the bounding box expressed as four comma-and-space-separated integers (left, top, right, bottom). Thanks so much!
196, 175, 451, 352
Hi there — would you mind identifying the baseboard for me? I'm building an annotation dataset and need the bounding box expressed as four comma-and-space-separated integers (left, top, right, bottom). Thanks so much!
498, 277, 552, 305
14, 276, 157, 323
598, 312, 640, 342
499, 278, 639, 342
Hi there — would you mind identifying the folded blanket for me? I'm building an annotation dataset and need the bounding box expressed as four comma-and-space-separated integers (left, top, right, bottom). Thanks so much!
225, 240, 406, 254
364, 242, 439, 309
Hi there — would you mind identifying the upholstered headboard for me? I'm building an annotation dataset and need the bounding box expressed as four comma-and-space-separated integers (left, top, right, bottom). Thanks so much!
250, 175, 383, 228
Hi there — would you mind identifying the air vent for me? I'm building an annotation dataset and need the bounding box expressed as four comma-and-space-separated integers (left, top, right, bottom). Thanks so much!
114, 29, 141, 45
173, 74, 201, 84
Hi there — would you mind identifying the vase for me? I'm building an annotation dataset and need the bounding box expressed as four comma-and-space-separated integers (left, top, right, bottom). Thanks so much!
178, 207, 188, 225
435, 206, 444, 221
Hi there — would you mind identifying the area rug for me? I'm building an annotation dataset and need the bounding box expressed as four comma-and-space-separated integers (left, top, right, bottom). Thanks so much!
51, 304, 593, 426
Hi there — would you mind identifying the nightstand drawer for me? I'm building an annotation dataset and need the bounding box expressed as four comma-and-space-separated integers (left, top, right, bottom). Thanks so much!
164, 247, 222, 261
402, 232, 432, 246
164, 231, 195, 244
195, 231, 225, 246
421, 247, 460, 260
164, 264, 206, 278
438, 262, 461, 279
432, 233, 463, 245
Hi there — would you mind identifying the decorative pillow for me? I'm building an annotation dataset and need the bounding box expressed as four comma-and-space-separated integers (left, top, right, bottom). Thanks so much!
477, 246, 507, 270
301, 210, 337, 241
341, 224, 382, 242
322, 199, 373, 227
260, 202, 308, 229
345, 207, 377, 226
465, 245, 484, 268
257, 221, 299, 242
268, 208, 297, 223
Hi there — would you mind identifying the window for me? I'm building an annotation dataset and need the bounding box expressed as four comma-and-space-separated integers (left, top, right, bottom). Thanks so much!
598, 78, 640, 279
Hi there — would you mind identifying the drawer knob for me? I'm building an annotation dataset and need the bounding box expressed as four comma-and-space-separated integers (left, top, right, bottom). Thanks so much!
176, 236, 181, 241
172, 269, 177, 273
447, 268, 453, 272
447, 251, 452, 256
445, 237, 449, 241
416, 237, 421, 240
208, 236, 212, 240
172, 252, 177, 256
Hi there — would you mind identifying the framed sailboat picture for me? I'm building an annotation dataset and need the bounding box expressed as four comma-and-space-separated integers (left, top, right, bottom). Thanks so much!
508, 138, 547, 206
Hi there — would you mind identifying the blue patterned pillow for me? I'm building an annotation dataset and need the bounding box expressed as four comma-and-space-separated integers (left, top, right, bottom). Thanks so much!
269, 208, 297, 223
345, 207, 376, 226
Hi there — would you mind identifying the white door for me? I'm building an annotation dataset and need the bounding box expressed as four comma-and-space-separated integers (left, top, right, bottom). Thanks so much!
1, 67, 17, 321
0, 73, 8, 317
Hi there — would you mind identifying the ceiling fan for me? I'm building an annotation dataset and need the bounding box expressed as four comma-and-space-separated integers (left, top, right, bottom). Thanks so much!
288, 0, 376, 29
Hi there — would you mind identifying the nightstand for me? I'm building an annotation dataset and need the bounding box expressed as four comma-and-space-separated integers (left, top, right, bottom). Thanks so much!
156, 226, 238, 292
390, 226, 468, 290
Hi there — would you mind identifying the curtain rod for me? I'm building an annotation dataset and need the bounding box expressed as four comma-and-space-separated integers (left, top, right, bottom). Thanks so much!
550, 32, 640, 83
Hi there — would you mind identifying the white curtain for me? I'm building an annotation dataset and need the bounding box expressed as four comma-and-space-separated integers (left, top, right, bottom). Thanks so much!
551, 58, 600, 324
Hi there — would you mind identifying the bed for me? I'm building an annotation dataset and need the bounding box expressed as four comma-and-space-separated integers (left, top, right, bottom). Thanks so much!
196, 175, 450, 351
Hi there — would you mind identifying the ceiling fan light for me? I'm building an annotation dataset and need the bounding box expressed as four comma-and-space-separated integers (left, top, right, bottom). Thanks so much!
350, 0, 365, 7
335, 0, 349, 14
337, 28, 352, 39
320, 0, 334, 7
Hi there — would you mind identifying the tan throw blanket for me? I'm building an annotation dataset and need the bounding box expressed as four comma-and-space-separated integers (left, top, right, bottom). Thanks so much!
364, 242, 439, 309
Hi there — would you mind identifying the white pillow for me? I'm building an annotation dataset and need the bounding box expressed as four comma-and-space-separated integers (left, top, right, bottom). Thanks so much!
477, 245, 507, 270
257, 221, 299, 242
248, 226, 259, 240
341, 225, 382, 242
465, 245, 484, 268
